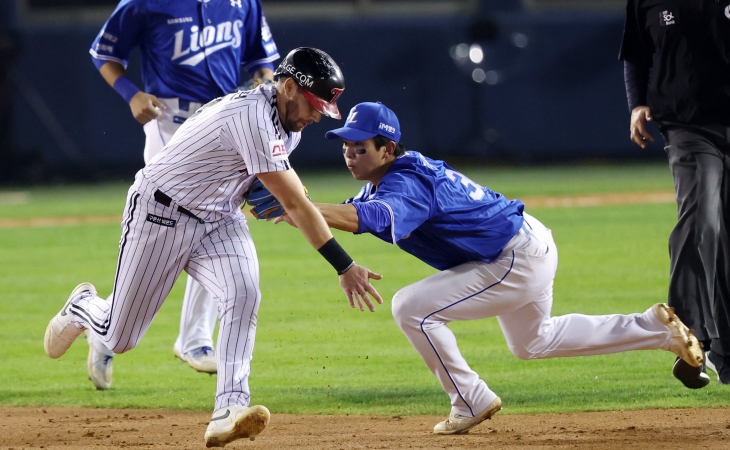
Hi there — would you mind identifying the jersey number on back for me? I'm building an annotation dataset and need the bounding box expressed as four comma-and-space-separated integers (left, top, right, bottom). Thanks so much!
445, 169, 485, 201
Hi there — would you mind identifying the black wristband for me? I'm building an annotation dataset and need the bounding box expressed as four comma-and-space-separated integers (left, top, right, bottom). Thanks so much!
317, 238, 355, 275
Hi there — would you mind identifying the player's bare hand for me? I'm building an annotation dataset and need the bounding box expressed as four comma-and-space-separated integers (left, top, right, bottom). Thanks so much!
339, 264, 383, 312
129, 92, 164, 125
272, 212, 297, 227
629, 106, 654, 148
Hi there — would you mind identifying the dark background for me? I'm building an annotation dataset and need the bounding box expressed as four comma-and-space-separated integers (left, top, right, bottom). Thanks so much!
0, 0, 663, 184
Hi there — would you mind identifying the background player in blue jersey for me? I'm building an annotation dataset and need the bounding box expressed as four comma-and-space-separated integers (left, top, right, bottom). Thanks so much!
276, 101, 704, 435
88, 0, 280, 389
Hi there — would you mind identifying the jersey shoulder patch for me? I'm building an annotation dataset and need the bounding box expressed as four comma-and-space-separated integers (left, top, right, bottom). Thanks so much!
267, 139, 288, 162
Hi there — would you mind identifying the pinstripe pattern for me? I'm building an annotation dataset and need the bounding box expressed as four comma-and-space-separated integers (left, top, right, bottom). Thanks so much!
142, 97, 218, 362
174, 274, 217, 354
69, 85, 298, 410
186, 212, 261, 407
144, 85, 299, 223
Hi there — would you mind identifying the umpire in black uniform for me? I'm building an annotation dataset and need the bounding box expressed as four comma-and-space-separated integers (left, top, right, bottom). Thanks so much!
619, 0, 730, 388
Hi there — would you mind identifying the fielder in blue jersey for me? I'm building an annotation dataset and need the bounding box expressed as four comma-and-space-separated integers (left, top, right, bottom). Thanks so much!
87, 0, 279, 389
90, 0, 279, 162
276, 101, 704, 435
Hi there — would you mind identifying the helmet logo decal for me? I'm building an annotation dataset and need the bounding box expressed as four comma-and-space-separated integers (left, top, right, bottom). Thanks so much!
330, 88, 344, 103
279, 63, 314, 88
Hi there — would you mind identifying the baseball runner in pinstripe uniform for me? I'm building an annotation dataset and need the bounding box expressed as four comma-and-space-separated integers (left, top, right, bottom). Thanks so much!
44, 48, 381, 447
88, 0, 281, 386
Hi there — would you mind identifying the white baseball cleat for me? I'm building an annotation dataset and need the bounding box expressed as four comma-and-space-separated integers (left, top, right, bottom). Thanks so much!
86, 330, 114, 390
174, 346, 217, 374
204, 405, 270, 448
44, 283, 96, 358
652, 303, 703, 368
433, 396, 502, 435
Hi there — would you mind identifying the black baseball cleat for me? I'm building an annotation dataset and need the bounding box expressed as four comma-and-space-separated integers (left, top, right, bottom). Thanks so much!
705, 350, 730, 385
672, 356, 710, 389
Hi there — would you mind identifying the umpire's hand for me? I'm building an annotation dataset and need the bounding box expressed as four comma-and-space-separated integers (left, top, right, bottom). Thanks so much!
630, 106, 655, 148
129, 91, 165, 125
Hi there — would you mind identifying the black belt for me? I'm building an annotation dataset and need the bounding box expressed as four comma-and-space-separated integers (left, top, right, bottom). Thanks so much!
154, 190, 204, 223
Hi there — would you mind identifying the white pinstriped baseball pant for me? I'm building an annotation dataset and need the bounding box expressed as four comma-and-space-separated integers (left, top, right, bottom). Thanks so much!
391, 213, 674, 417
70, 173, 259, 410
143, 98, 218, 356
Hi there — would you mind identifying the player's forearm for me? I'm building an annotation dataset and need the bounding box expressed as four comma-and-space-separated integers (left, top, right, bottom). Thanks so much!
314, 203, 359, 233
99, 61, 126, 88
257, 170, 333, 248
285, 200, 334, 248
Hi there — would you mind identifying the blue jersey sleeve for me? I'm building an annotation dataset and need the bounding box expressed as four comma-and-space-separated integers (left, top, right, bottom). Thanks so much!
89, 0, 146, 70
240, 5, 279, 75
353, 173, 434, 243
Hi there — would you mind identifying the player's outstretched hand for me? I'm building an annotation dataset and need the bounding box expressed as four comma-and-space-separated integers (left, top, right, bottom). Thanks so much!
273, 213, 296, 226
129, 92, 164, 125
339, 264, 383, 312
630, 106, 654, 148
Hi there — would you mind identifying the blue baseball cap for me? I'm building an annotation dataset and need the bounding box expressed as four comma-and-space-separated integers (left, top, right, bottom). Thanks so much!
324, 101, 401, 143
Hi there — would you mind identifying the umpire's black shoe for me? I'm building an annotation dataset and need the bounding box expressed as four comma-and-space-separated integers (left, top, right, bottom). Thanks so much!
706, 350, 730, 385
672, 356, 710, 389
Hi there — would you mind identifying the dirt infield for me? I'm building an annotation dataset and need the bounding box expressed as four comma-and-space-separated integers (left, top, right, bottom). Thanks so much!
2, 406, 729, 450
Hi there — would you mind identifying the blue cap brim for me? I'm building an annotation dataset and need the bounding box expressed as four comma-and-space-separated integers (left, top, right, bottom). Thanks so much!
325, 127, 379, 142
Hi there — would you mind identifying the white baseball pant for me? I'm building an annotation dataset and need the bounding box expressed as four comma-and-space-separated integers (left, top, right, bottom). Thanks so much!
71, 174, 258, 409
143, 98, 219, 356
391, 213, 674, 417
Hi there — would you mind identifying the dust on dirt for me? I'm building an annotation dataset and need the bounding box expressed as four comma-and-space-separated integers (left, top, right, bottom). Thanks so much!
1, 406, 728, 450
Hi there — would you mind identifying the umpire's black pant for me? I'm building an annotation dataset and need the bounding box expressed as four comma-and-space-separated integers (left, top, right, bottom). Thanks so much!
661, 123, 730, 356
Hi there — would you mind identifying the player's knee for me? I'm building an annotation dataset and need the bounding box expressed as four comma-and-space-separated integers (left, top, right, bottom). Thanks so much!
509, 347, 532, 360
391, 289, 415, 327
107, 338, 138, 354
507, 343, 541, 360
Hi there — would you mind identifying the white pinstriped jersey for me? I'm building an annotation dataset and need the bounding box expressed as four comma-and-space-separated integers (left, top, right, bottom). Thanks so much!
143, 84, 300, 222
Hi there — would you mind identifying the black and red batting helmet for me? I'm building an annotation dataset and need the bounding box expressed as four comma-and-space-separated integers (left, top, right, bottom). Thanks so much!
274, 47, 345, 119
